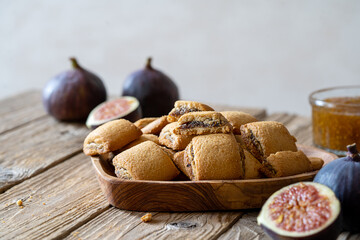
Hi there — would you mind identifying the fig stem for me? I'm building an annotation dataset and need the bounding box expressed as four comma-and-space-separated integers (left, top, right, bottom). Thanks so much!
347, 143, 360, 162
145, 57, 152, 69
70, 57, 81, 69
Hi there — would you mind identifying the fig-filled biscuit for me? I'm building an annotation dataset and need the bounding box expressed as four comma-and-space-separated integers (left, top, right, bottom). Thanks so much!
167, 100, 214, 122
260, 150, 312, 178
120, 134, 159, 151
159, 122, 194, 150
240, 121, 297, 162
173, 111, 232, 136
220, 111, 258, 134
83, 119, 142, 156
181, 134, 244, 180
243, 149, 263, 179
112, 141, 179, 181
141, 116, 169, 135
134, 117, 158, 129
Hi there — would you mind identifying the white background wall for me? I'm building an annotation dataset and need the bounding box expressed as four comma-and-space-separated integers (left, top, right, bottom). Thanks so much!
1, 0, 360, 116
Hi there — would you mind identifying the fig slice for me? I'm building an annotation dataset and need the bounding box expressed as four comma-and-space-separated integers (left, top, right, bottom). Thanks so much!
86, 96, 142, 129
257, 182, 342, 240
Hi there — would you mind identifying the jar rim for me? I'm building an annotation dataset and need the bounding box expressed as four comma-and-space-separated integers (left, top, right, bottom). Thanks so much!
309, 85, 360, 108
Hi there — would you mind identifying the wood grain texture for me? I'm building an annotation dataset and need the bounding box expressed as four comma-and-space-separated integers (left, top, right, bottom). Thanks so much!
218, 212, 270, 240
0, 90, 47, 135
0, 154, 109, 240
0, 116, 89, 192
92, 145, 336, 212
65, 209, 243, 240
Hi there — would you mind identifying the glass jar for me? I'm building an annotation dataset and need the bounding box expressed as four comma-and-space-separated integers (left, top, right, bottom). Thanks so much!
309, 86, 360, 155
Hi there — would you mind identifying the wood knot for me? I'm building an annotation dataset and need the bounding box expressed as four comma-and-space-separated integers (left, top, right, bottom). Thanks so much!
167, 221, 198, 229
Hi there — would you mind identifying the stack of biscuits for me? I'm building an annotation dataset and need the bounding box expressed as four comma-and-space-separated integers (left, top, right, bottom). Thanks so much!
83, 100, 323, 181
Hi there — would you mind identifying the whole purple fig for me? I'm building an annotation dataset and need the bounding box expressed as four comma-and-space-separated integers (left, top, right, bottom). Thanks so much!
43, 58, 107, 121
122, 57, 179, 117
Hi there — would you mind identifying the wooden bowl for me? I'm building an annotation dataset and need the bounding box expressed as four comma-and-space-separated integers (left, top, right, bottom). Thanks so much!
91, 144, 337, 212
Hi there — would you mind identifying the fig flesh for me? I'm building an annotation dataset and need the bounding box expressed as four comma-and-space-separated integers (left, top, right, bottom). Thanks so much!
122, 57, 179, 117
86, 96, 142, 129
314, 143, 360, 232
258, 182, 341, 240
43, 58, 107, 121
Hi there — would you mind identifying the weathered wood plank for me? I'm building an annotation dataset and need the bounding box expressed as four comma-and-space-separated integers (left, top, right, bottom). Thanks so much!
0, 90, 47, 135
0, 117, 89, 192
65, 210, 244, 240
0, 154, 109, 240
218, 212, 270, 240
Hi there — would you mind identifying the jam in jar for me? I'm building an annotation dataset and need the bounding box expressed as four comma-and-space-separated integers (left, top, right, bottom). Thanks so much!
310, 86, 360, 155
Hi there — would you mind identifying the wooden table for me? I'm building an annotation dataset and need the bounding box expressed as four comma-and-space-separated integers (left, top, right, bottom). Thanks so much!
0, 91, 359, 240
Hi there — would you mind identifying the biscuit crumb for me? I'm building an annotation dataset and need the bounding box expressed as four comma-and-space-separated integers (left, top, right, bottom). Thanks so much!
16, 200, 23, 206
141, 213, 152, 222
43, 203, 46, 205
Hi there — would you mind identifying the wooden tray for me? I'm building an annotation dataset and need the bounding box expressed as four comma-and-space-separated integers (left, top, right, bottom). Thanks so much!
91, 144, 337, 212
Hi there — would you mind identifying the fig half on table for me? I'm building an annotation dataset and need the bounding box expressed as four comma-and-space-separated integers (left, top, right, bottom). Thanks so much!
86, 96, 142, 129
257, 182, 342, 240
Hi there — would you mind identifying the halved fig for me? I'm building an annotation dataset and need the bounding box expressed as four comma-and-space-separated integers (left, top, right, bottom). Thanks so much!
257, 182, 342, 240
86, 96, 142, 129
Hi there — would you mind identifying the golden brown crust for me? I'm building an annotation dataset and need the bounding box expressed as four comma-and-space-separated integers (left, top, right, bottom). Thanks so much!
134, 117, 158, 129
184, 134, 243, 180
309, 157, 324, 171
243, 150, 263, 179
83, 119, 142, 156
260, 150, 312, 178
159, 122, 193, 150
141, 116, 169, 135
167, 100, 214, 122
112, 141, 179, 180
173, 111, 232, 136
240, 121, 297, 162
173, 151, 193, 179
220, 111, 258, 134
120, 134, 159, 151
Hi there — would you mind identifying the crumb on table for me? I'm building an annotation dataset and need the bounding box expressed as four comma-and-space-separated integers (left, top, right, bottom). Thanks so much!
141, 213, 152, 223
16, 200, 23, 207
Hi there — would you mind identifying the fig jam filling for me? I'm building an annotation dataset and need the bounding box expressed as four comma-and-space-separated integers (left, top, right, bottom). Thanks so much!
269, 183, 331, 232
94, 99, 131, 121
179, 120, 221, 129
171, 107, 199, 117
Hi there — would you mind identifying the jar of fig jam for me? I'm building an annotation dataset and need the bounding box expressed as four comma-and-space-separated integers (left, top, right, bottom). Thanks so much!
309, 86, 360, 155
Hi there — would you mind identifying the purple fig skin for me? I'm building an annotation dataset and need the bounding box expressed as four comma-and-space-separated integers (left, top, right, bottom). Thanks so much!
43, 58, 107, 121
122, 57, 179, 117
314, 143, 360, 232
260, 214, 342, 240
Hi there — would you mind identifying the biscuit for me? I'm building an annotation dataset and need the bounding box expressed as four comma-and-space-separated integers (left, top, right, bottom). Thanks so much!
173, 151, 193, 180
220, 111, 258, 134
260, 150, 312, 178
167, 100, 214, 122
173, 111, 232, 136
112, 141, 179, 180
83, 119, 142, 156
121, 134, 159, 151
159, 122, 193, 150
309, 157, 324, 171
134, 117, 158, 129
183, 134, 243, 180
240, 121, 297, 162
243, 150, 263, 179
141, 116, 169, 135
